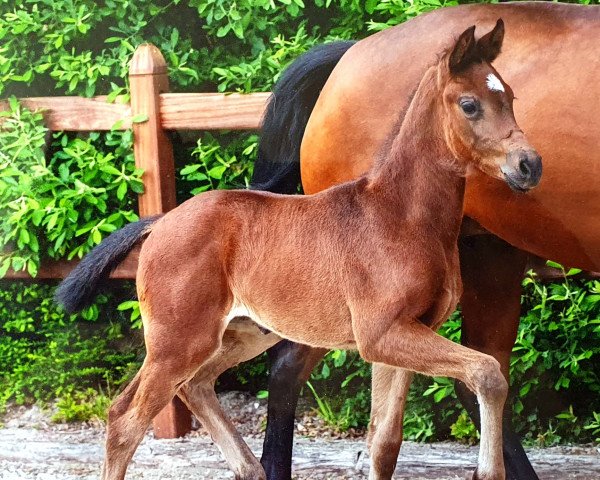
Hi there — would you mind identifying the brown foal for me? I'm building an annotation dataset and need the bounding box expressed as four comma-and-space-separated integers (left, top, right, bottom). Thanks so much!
67, 22, 541, 480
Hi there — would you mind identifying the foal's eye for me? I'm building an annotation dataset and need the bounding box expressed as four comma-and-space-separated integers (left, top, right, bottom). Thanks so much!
459, 98, 480, 118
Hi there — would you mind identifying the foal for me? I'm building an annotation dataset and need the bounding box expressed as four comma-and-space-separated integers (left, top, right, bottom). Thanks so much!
60, 21, 541, 480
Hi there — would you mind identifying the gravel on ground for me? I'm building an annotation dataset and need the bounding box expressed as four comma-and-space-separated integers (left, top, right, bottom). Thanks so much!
1, 392, 598, 480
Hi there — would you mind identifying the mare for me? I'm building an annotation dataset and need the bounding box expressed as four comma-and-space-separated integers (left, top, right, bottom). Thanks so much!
251, 3, 600, 479
56, 21, 541, 480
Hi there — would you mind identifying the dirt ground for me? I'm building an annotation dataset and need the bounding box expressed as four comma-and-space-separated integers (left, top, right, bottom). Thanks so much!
1, 393, 599, 480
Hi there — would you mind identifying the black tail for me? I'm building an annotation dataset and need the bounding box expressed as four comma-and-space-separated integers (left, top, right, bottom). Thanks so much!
55, 216, 161, 314
251, 40, 355, 194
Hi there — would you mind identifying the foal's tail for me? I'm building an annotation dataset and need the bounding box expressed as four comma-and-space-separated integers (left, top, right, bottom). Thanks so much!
54, 216, 161, 314
251, 40, 355, 194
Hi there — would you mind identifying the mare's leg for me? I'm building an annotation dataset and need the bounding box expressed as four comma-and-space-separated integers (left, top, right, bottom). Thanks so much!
260, 341, 327, 480
102, 308, 225, 480
458, 234, 538, 480
356, 318, 507, 480
367, 365, 414, 480
178, 319, 280, 480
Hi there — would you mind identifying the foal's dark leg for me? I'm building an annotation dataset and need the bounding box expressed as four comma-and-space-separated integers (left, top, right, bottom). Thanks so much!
458, 233, 539, 480
260, 340, 326, 480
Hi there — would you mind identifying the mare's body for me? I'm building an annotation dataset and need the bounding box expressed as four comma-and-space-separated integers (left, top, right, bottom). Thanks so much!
255, 4, 599, 479
303, 2, 600, 267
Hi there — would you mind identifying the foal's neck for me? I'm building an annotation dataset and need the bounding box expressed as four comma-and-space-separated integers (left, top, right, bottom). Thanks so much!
367, 69, 466, 246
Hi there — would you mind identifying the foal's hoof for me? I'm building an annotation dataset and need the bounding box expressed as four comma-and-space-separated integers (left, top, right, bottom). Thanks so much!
235, 470, 267, 480
470, 468, 505, 480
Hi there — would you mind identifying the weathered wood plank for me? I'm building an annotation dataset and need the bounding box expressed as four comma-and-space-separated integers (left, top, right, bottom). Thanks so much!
3, 247, 139, 280
129, 44, 177, 217
0, 96, 131, 131
160, 92, 270, 130
0, 93, 271, 132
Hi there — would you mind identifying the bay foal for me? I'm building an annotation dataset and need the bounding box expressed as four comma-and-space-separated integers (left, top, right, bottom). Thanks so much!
59, 21, 541, 480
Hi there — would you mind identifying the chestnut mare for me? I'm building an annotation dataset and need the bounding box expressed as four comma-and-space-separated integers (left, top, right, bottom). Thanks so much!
57, 22, 541, 480
249, 3, 600, 480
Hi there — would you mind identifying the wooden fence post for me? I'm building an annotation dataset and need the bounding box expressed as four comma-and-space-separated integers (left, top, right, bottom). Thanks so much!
129, 43, 192, 439
129, 43, 177, 216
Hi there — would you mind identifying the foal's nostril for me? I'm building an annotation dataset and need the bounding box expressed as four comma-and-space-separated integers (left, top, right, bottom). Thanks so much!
518, 158, 531, 178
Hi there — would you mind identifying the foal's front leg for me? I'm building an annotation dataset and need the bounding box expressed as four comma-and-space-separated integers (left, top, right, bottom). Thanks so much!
356, 318, 507, 480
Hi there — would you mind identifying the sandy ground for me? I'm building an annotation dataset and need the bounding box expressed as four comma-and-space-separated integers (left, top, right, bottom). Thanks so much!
1, 394, 599, 480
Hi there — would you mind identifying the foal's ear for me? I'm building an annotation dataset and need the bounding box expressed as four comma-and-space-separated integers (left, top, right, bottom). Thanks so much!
448, 25, 477, 74
477, 19, 505, 63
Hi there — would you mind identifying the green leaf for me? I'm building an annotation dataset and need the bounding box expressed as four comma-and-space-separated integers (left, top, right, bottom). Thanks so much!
131, 113, 149, 124
27, 259, 38, 277
19, 229, 30, 245
180, 164, 201, 175
0, 259, 11, 278
365, 0, 378, 14
208, 165, 227, 179
117, 300, 139, 310
111, 119, 125, 130
546, 260, 564, 271
434, 388, 448, 403
92, 229, 102, 244
102, 164, 121, 176
256, 390, 269, 399
216, 24, 231, 37
32, 206, 45, 225
116, 181, 127, 200
58, 163, 70, 181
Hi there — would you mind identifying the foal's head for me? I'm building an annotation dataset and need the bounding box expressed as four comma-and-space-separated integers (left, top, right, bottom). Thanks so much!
437, 20, 542, 192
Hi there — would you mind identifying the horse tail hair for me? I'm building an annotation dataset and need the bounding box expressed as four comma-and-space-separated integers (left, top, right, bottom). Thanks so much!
55, 216, 161, 314
251, 40, 356, 194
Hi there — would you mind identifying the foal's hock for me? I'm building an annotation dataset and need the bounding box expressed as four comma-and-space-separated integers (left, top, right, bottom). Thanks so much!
57, 20, 541, 480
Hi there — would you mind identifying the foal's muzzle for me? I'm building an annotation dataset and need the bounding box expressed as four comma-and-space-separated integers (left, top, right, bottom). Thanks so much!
501, 149, 542, 192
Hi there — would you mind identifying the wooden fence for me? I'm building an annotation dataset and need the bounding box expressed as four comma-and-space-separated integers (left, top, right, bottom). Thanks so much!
1, 43, 270, 282
0, 43, 269, 438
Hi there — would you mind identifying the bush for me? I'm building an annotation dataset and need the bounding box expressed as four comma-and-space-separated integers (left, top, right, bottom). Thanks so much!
0, 281, 141, 410
0, 99, 143, 275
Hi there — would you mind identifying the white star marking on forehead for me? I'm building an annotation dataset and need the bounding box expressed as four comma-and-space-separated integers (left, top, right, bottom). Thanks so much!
486, 73, 505, 93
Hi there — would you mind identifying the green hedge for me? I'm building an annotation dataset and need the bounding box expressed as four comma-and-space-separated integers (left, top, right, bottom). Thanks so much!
1, 0, 599, 444
0, 281, 141, 408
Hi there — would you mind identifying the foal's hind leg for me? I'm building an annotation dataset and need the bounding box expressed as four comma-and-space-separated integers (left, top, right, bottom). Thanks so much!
356, 318, 507, 480
367, 365, 414, 480
102, 310, 225, 480
178, 319, 280, 480
180, 386, 265, 480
